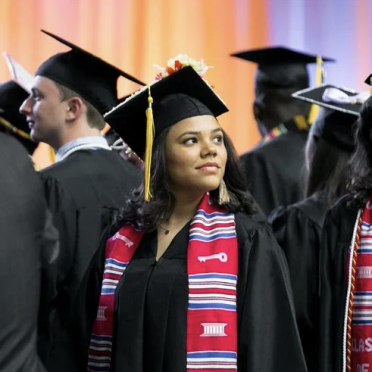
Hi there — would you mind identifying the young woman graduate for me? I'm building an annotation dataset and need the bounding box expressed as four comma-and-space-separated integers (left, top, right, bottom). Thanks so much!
318, 78, 372, 372
46, 56, 306, 372
268, 84, 367, 372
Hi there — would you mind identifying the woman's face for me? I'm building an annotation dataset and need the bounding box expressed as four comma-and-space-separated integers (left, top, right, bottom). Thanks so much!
165, 115, 227, 197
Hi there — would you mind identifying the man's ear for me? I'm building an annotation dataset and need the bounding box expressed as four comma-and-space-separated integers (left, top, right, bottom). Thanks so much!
66, 97, 84, 121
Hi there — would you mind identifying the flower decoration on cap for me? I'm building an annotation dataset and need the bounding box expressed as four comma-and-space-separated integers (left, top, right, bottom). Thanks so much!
322, 87, 369, 105
154, 54, 212, 80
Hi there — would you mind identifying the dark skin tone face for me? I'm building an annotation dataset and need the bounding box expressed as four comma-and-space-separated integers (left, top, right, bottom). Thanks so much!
253, 100, 280, 137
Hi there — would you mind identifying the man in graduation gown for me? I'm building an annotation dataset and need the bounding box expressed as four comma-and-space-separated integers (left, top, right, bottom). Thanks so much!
231, 47, 335, 215
0, 80, 38, 155
0, 133, 59, 372
19, 30, 144, 361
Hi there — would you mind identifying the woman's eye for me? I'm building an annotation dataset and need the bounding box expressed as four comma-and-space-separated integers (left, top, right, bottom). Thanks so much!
184, 138, 197, 145
213, 135, 223, 143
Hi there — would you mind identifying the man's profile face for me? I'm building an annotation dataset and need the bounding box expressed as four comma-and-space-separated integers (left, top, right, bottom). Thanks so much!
20, 76, 68, 146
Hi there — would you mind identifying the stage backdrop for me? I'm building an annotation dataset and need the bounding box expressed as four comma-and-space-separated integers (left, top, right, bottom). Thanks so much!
0, 0, 370, 169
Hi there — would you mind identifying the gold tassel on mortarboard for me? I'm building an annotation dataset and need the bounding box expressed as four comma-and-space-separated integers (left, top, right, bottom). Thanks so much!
144, 86, 154, 201
49, 144, 56, 163
307, 55, 323, 124
0, 116, 32, 141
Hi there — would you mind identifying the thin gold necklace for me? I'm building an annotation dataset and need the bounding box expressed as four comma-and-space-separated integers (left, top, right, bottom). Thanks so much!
158, 220, 188, 235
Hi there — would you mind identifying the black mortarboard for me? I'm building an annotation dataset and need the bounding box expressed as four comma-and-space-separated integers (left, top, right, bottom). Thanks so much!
104, 66, 228, 158
292, 84, 369, 151
36, 30, 145, 115
0, 81, 37, 154
364, 74, 372, 86
230, 46, 335, 89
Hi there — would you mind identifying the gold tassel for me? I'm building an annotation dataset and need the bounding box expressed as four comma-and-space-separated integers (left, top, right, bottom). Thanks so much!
218, 179, 230, 205
144, 86, 154, 201
49, 145, 56, 164
0, 116, 32, 141
293, 115, 308, 131
308, 55, 323, 124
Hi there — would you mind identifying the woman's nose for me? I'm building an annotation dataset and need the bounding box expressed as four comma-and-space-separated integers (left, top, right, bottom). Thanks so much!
201, 142, 217, 157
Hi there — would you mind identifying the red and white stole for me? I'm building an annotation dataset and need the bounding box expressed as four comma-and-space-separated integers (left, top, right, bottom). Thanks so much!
87, 193, 238, 372
346, 196, 372, 372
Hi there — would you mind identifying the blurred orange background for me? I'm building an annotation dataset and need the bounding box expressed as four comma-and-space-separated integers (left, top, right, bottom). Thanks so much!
0, 0, 266, 169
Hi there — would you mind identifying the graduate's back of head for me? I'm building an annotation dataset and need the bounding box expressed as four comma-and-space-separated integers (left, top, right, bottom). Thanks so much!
255, 85, 312, 131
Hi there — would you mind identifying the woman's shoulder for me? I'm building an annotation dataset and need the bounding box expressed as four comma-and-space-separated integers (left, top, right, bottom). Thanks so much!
234, 211, 272, 238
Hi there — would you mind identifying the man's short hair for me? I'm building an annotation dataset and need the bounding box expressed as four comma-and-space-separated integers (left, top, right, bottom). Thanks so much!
55, 82, 106, 130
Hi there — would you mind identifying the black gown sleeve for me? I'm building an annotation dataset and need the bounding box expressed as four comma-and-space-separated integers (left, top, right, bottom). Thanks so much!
39, 173, 79, 351
0, 134, 47, 372
38, 208, 60, 361
45, 227, 111, 372
40, 173, 78, 287
319, 207, 339, 372
235, 215, 307, 372
318, 195, 357, 372
269, 205, 320, 372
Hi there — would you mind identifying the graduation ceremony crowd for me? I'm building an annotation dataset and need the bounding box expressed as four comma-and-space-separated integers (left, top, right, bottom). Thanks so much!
1, 28, 372, 372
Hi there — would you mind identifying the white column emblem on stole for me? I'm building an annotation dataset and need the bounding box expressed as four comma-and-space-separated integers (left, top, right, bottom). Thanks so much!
200, 323, 227, 337
97, 306, 107, 321
358, 266, 372, 279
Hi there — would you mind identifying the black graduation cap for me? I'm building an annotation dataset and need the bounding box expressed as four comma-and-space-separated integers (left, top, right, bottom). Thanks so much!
0, 81, 38, 154
36, 30, 145, 115
364, 74, 372, 86
230, 46, 335, 88
292, 84, 369, 151
104, 65, 228, 158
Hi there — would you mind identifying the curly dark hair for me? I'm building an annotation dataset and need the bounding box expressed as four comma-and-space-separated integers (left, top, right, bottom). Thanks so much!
117, 126, 257, 232
348, 96, 372, 207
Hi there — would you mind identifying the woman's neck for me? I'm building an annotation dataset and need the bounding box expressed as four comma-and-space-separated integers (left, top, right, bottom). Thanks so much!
167, 192, 204, 225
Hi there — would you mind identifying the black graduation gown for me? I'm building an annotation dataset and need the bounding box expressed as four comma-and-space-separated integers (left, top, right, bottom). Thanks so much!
0, 133, 57, 372
318, 194, 359, 372
240, 121, 308, 216
46, 212, 307, 372
40, 149, 142, 360
269, 192, 329, 372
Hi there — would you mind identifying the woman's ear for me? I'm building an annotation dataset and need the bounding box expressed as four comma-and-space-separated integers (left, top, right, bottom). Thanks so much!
66, 97, 84, 121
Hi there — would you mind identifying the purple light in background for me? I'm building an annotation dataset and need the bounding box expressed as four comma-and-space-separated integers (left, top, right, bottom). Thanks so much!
266, 0, 369, 89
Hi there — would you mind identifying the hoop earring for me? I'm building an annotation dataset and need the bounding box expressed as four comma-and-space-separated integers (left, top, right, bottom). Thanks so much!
218, 179, 230, 205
